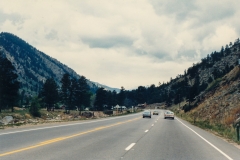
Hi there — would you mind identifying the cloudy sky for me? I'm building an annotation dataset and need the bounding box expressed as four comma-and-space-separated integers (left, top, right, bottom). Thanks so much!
0, 0, 240, 90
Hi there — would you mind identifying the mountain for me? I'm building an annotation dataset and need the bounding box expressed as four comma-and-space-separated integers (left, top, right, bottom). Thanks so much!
92, 81, 120, 93
160, 38, 240, 128
124, 38, 240, 108
0, 32, 119, 96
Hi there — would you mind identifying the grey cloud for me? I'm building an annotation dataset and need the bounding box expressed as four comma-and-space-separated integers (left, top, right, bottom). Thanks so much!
153, 52, 170, 60
0, 10, 24, 25
235, 27, 240, 37
135, 49, 148, 56
134, 48, 173, 61
176, 48, 214, 61
150, 0, 196, 21
45, 30, 58, 40
193, 7, 235, 27
81, 36, 133, 48
150, 0, 235, 25
177, 49, 197, 58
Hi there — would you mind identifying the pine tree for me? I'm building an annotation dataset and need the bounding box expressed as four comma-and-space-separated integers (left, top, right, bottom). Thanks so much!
94, 87, 107, 111
118, 86, 126, 106
75, 76, 91, 112
39, 78, 59, 111
0, 56, 20, 112
60, 73, 71, 109
29, 96, 41, 117
111, 90, 118, 107
69, 78, 78, 110
136, 86, 146, 104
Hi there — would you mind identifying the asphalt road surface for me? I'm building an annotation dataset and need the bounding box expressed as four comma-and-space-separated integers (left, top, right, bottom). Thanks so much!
0, 110, 240, 160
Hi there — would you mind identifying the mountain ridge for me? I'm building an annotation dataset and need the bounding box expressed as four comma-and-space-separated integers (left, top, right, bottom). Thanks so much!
0, 32, 120, 95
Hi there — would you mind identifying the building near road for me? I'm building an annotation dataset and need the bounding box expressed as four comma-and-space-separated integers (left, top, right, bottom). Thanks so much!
112, 105, 127, 110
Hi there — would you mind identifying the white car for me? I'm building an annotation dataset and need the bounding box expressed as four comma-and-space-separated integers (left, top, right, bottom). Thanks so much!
143, 110, 151, 118
164, 111, 174, 119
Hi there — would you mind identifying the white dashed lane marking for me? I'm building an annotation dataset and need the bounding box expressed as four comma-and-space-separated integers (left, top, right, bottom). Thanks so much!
125, 143, 136, 151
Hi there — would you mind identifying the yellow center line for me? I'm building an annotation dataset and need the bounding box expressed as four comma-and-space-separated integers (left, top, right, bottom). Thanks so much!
0, 117, 141, 157
39, 137, 67, 145
94, 126, 107, 130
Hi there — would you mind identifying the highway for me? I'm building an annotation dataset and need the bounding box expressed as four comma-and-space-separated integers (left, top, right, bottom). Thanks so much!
0, 110, 240, 160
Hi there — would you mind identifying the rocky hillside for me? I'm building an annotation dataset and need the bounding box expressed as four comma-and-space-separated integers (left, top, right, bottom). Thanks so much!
155, 39, 240, 131
182, 66, 240, 127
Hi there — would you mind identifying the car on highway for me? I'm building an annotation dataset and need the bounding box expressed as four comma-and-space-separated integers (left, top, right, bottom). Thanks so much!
143, 110, 151, 118
153, 111, 159, 115
164, 111, 174, 119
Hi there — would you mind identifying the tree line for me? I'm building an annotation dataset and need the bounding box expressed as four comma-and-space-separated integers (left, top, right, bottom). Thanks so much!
38, 73, 92, 112
1, 39, 240, 114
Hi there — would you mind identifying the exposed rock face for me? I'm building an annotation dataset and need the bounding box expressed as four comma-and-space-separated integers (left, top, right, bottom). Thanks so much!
191, 67, 240, 125
0, 116, 13, 125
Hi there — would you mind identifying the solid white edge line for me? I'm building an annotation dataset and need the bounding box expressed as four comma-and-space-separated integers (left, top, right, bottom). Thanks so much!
176, 118, 233, 160
145, 130, 149, 132
0, 113, 140, 136
125, 143, 136, 151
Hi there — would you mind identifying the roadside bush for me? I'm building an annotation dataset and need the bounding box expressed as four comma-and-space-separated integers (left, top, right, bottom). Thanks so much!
81, 112, 93, 118
29, 97, 41, 117
183, 104, 193, 112
103, 110, 113, 115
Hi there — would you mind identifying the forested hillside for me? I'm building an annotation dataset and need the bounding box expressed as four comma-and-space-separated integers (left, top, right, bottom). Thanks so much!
0, 32, 118, 96
115, 38, 240, 111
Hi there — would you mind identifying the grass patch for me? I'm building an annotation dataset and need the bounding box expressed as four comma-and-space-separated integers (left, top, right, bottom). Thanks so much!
194, 121, 238, 143
177, 112, 239, 144
0, 108, 30, 118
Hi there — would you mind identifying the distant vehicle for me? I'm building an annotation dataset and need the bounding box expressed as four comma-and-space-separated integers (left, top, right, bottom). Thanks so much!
153, 111, 159, 115
143, 110, 151, 118
164, 111, 174, 119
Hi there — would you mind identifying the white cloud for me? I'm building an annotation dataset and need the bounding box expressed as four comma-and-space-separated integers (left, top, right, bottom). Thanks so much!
0, 0, 240, 90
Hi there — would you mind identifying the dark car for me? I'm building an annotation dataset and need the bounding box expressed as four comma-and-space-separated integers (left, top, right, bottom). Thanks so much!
143, 110, 151, 118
